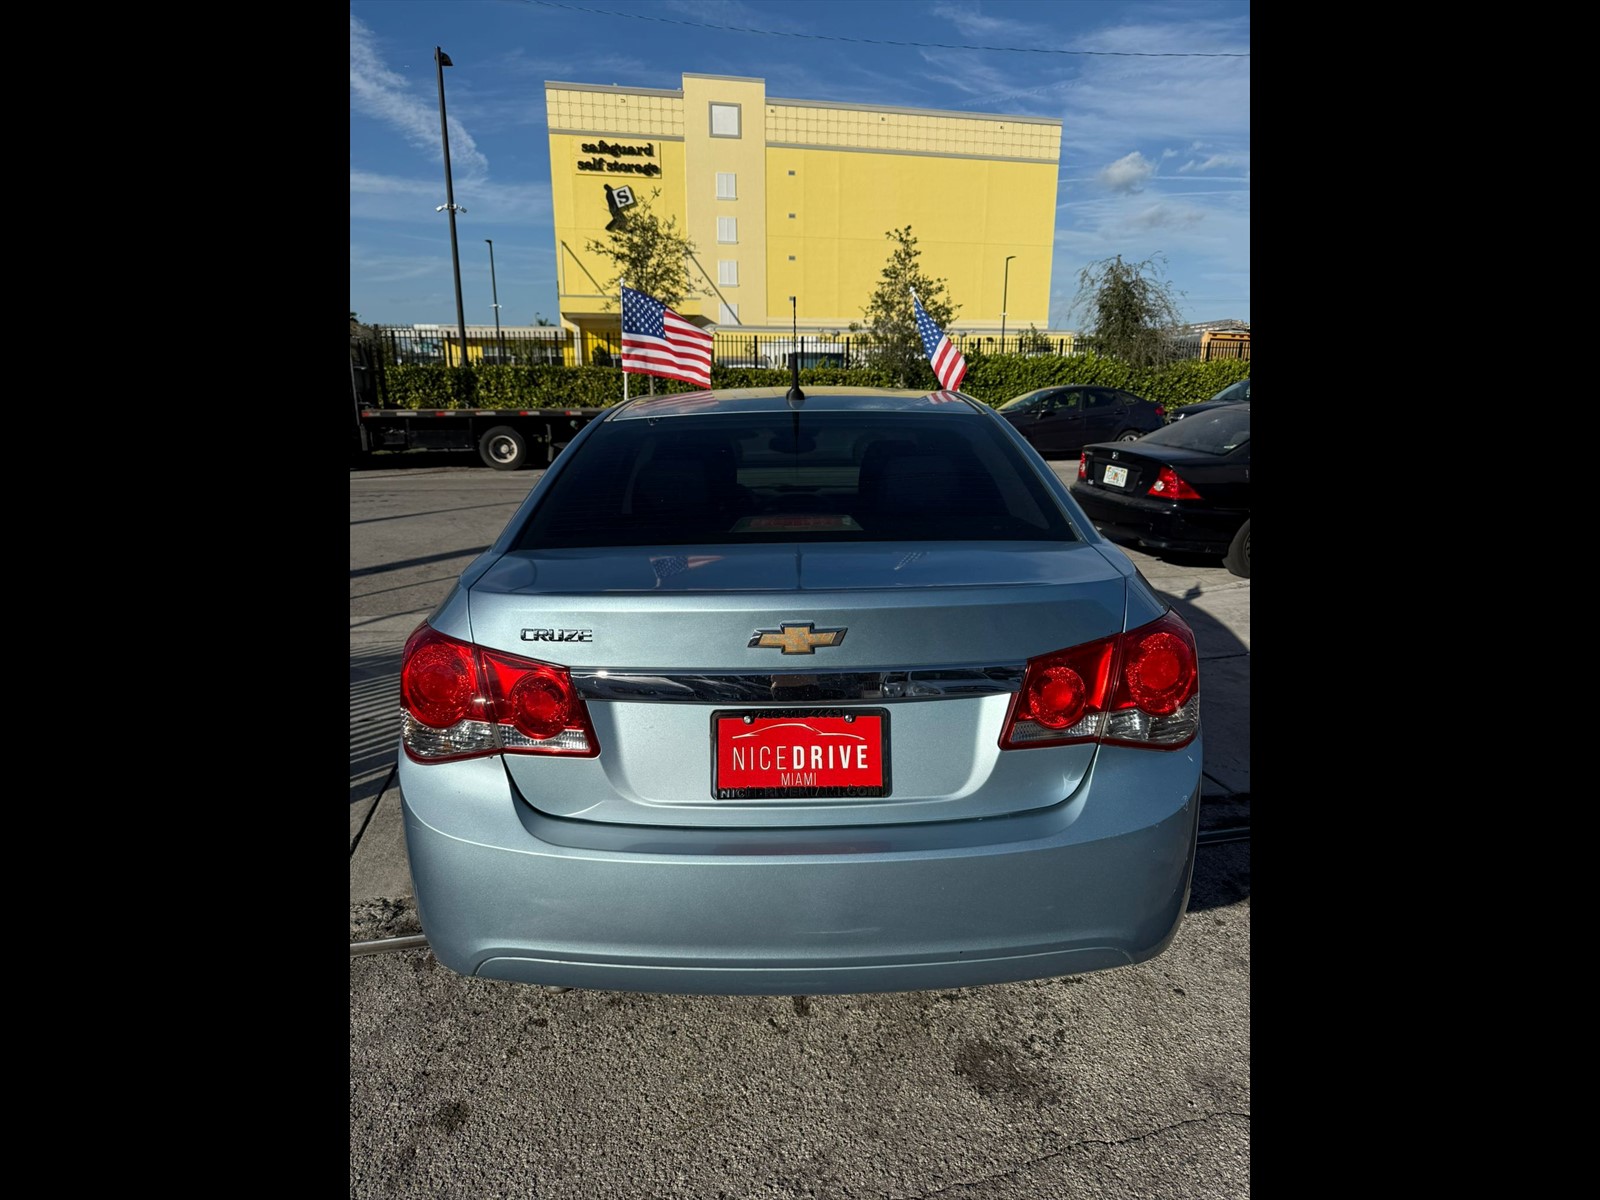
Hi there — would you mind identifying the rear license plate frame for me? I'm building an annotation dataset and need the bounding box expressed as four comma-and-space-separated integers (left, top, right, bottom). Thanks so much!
711, 707, 890, 800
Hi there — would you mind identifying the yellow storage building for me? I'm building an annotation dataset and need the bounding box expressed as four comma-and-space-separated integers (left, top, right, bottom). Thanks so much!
546, 73, 1062, 359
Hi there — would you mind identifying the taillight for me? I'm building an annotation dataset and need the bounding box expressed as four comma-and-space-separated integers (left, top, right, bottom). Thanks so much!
1148, 466, 1203, 500
1154, 405, 1166, 419
1000, 611, 1198, 751
1077, 453, 1088, 480
400, 623, 599, 762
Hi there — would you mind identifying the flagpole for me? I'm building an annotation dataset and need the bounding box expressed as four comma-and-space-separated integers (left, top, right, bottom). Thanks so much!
621, 279, 629, 403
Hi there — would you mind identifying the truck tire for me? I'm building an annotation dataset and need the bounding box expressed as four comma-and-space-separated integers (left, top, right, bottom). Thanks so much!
479, 425, 528, 471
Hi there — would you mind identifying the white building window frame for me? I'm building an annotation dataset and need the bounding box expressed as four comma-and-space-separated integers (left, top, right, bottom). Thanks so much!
717, 216, 738, 244
717, 259, 739, 287
716, 172, 737, 200
718, 301, 740, 325
710, 102, 741, 138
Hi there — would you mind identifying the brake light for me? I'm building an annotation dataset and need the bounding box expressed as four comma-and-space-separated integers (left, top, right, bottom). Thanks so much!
400, 623, 599, 762
1000, 611, 1198, 751
1148, 466, 1203, 500
1077, 453, 1088, 481
1154, 405, 1166, 419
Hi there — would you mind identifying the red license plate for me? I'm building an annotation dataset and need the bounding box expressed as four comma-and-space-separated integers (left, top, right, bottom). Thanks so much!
712, 709, 890, 799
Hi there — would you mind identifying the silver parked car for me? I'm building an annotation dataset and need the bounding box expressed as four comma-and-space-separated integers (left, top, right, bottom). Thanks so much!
399, 386, 1202, 995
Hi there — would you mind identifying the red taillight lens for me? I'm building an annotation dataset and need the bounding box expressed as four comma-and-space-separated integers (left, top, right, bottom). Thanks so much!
401, 624, 478, 728
1077, 453, 1088, 481
1121, 629, 1192, 715
1001, 636, 1116, 748
1001, 612, 1199, 751
1154, 405, 1166, 419
400, 623, 599, 762
481, 651, 584, 743
510, 672, 572, 738
1148, 466, 1203, 500
1025, 665, 1091, 729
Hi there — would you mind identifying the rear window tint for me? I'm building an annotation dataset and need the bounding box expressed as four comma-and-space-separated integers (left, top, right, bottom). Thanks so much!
1140, 405, 1249, 454
514, 411, 1077, 548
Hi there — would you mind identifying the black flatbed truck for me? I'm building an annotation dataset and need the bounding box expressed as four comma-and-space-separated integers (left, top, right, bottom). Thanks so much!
354, 405, 606, 470
350, 332, 606, 469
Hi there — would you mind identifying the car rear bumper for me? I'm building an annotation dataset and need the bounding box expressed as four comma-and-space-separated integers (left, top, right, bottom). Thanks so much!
1070, 488, 1244, 555
399, 738, 1202, 994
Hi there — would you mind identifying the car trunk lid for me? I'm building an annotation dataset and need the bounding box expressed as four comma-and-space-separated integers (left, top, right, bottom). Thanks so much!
467, 542, 1134, 828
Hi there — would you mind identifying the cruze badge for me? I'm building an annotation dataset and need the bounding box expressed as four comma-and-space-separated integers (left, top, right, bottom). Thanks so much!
521, 628, 593, 642
750, 622, 847, 654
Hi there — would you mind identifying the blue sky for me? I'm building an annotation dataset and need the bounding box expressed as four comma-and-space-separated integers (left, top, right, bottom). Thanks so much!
350, 0, 1249, 331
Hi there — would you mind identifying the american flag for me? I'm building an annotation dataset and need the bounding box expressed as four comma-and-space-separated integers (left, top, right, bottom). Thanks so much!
912, 292, 967, 393
621, 286, 714, 389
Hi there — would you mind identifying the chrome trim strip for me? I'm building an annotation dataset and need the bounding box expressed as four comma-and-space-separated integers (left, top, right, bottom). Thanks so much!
571, 666, 1025, 704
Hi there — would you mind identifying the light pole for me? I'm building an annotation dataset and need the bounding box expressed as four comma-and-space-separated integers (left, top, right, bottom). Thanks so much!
485, 239, 505, 363
434, 47, 469, 366
1000, 255, 1016, 347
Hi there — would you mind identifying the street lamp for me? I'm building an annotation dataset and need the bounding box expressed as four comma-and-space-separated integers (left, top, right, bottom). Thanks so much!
485, 239, 505, 363
434, 47, 469, 366
1000, 255, 1017, 347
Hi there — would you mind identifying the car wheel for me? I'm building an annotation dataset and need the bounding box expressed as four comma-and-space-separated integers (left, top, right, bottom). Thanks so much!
1116, 430, 1143, 442
1224, 519, 1250, 579
479, 425, 529, 471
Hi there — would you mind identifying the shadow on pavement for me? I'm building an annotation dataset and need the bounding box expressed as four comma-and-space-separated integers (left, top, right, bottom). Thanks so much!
351, 643, 401, 809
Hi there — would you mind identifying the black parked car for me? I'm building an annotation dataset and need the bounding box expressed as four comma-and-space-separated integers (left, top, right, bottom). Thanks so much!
1171, 376, 1249, 421
995, 386, 1166, 457
1070, 401, 1250, 578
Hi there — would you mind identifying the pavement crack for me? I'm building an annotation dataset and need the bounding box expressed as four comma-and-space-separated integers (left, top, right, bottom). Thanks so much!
893, 1111, 1251, 1199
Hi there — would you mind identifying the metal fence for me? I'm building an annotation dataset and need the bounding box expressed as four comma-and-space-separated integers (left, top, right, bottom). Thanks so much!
365, 325, 1245, 368
369, 326, 1083, 368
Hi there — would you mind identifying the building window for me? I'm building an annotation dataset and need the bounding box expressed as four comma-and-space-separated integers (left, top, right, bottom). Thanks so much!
716, 172, 737, 200
710, 103, 740, 138
787, 169, 796, 176
718, 260, 739, 286
717, 217, 738, 244
787, 255, 796, 261
788, 213, 795, 219
718, 302, 740, 324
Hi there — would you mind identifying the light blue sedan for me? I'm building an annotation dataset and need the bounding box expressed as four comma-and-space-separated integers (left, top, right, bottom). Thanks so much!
399, 386, 1202, 994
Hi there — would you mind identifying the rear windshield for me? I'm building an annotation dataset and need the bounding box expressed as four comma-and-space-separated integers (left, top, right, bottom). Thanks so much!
1139, 405, 1249, 455
514, 411, 1077, 548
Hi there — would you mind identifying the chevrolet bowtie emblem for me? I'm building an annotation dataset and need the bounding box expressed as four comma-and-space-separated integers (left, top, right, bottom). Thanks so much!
749, 622, 848, 654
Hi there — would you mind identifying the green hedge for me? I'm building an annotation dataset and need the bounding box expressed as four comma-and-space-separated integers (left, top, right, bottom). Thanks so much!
378, 355, 1249, 412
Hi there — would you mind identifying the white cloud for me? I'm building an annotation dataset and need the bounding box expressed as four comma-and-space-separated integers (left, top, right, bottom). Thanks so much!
1177, 153, 1250, 173
350, 169, 551, 226
929, 1, 1043, 39
1099, 152, 1157, 194
1126, 204, 1207, 231
350, 14, 490, 181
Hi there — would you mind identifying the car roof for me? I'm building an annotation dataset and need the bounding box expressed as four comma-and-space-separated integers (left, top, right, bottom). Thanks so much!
606, 386, 984, 420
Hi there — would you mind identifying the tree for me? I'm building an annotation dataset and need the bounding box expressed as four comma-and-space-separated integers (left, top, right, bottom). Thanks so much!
858, 226, 960, 386
1017, 323, 1052, 355
1068, 253, 1187, 366
584, 187, 702, 311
